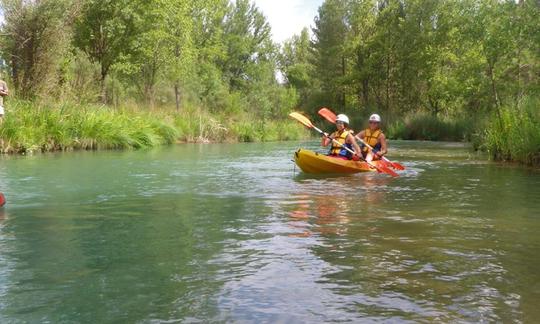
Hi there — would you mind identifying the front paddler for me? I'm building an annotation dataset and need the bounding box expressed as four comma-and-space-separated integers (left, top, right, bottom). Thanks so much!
357, 114, 388, 161
322, 114, 361, 160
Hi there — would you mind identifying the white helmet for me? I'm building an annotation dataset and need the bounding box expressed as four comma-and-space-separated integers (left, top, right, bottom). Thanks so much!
369, 114, 382, 123
336, 114, 350, 125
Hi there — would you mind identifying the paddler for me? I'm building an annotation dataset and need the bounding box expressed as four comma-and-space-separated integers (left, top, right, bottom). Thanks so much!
357, 114, 387, 161
322, 114, 361, 160
0, 73, 8, 123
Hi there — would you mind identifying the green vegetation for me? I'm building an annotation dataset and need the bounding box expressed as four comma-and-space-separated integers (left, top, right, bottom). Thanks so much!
483, 97, 540, 166
0, 0, 538, 164
0, 100, 309, 154
279, 0, 539, 165
0, 0, 303, 152
0, 100, 176, 153
386, 114, 475, 142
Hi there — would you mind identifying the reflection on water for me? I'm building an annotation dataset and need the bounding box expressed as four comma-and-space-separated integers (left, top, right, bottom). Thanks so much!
0, 141, 539, 322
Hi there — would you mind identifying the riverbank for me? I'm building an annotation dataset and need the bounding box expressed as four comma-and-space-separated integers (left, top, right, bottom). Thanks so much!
482, 98, 540, 166
1, 100, 538, 167
386, 114, 476, 142
383, 102, 540, 167
0, 100, 310, 154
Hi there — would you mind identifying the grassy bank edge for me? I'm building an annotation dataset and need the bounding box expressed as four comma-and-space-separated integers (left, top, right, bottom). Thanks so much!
0, 100, 311, 154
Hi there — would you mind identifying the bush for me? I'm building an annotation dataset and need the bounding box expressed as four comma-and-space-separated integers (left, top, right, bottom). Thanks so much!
387, 113, 474, 141
0, 100, 178, 153
482, 97, 540, 165
0, 99, 311, 154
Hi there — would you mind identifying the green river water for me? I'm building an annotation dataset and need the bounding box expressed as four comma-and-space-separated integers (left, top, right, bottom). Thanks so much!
0, 141, 539, 323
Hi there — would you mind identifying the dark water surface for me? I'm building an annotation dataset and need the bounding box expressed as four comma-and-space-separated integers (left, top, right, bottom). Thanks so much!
0, 141, 539, 323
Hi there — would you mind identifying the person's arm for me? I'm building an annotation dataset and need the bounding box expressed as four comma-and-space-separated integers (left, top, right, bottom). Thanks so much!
347, 134, 362, 157
357, 130, 365, 140
322, 132, 333, 147
377, 133, 388, 157
0, 83, 8, 96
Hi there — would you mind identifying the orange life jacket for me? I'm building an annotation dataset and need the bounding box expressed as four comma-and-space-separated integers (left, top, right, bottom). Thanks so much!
362, 128, 382, 153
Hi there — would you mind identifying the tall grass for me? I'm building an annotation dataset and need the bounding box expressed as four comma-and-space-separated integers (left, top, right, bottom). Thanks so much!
387, 113, 475, 142
483, 97, 540, 165
0, 100, 310, 154
0, 100, 178, 153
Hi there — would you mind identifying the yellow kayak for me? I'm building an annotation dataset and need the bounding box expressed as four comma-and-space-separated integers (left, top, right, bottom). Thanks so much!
294, 149, 380, 174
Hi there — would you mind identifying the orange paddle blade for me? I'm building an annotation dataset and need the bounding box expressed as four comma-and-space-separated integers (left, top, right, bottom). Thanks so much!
289, 112, 314, 129
318, 108, 337, 124
389, 161, 405, 170
380, 165, 399, 177
379, 158, 393, 169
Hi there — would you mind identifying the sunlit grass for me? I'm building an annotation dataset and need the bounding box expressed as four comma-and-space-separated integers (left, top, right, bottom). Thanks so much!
483, 96, 540, 165
0, 100, 310, 154
386, 113, 475, 142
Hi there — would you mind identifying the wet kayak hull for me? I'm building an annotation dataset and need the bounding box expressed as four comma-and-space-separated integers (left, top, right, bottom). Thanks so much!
294, 149, 379, 174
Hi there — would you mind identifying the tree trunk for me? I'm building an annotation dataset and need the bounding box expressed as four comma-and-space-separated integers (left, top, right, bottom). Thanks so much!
341, 55, 346, 108
362, 78, 369, 108
386, 54, 390, 112
487, 61, 501, 110
487, 60, 504, 130
174, 83, 180, 113
516, 0, 524, 99
428, 96, 439, 116
100, 67, 107, 104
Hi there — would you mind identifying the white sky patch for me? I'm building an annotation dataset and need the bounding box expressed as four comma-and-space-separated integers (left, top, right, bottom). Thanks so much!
253, 0, 323, 44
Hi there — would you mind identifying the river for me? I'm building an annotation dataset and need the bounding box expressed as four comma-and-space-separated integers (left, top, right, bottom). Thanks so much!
0, 141, 539, 323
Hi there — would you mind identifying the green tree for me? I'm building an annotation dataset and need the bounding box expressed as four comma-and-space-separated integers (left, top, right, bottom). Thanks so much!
73, 0, 144, 102
280, 28, 314, 109
221, 0, 274, 91
312, 0, 350, 111
0, 0, 77, 98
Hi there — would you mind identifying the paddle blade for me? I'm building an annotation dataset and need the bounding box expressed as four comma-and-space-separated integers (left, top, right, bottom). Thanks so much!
380, 165, 400, 177
368, 160, 399, 177
318, 108, 337, 124
381, 157, 405, 170
379, 158, 393, 169
289, 112, 314, 129
391, 161, 406, 170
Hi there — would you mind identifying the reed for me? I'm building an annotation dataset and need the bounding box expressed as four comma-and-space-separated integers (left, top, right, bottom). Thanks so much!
0, 100, 310, 154
483, 97, 540, 166
386, 113, 474, 142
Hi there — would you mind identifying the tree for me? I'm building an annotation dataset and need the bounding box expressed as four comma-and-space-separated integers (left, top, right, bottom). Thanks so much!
312, 0, 350, 111
73, 0, 144, 102
0, 0, 78, 98
280, 28, 314, 109
221, 0, 274, 91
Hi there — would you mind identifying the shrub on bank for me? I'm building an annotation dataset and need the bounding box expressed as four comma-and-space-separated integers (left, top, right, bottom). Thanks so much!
387, 113, 474, 142
0, 100, 178, 153
483, 97, 540, 166
0, 100, 310, 154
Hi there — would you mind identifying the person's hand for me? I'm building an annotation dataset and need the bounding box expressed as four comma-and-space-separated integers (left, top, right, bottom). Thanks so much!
352, 155, 360, 161
323, 132, 329, 138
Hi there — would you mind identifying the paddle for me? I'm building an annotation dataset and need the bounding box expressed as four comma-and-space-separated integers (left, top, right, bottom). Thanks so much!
289, 112, 399, 177
318, 108, 406, 171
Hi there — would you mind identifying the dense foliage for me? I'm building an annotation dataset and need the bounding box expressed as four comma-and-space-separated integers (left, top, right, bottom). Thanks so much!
283, 0, 539, 118
281, 0, 539, 163
0, 0, 538, 163
0, 100, 308, 153
0, 0, 294, 120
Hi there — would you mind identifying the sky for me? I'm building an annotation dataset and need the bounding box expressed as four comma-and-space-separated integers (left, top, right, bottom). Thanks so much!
252, 0, 323, 43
